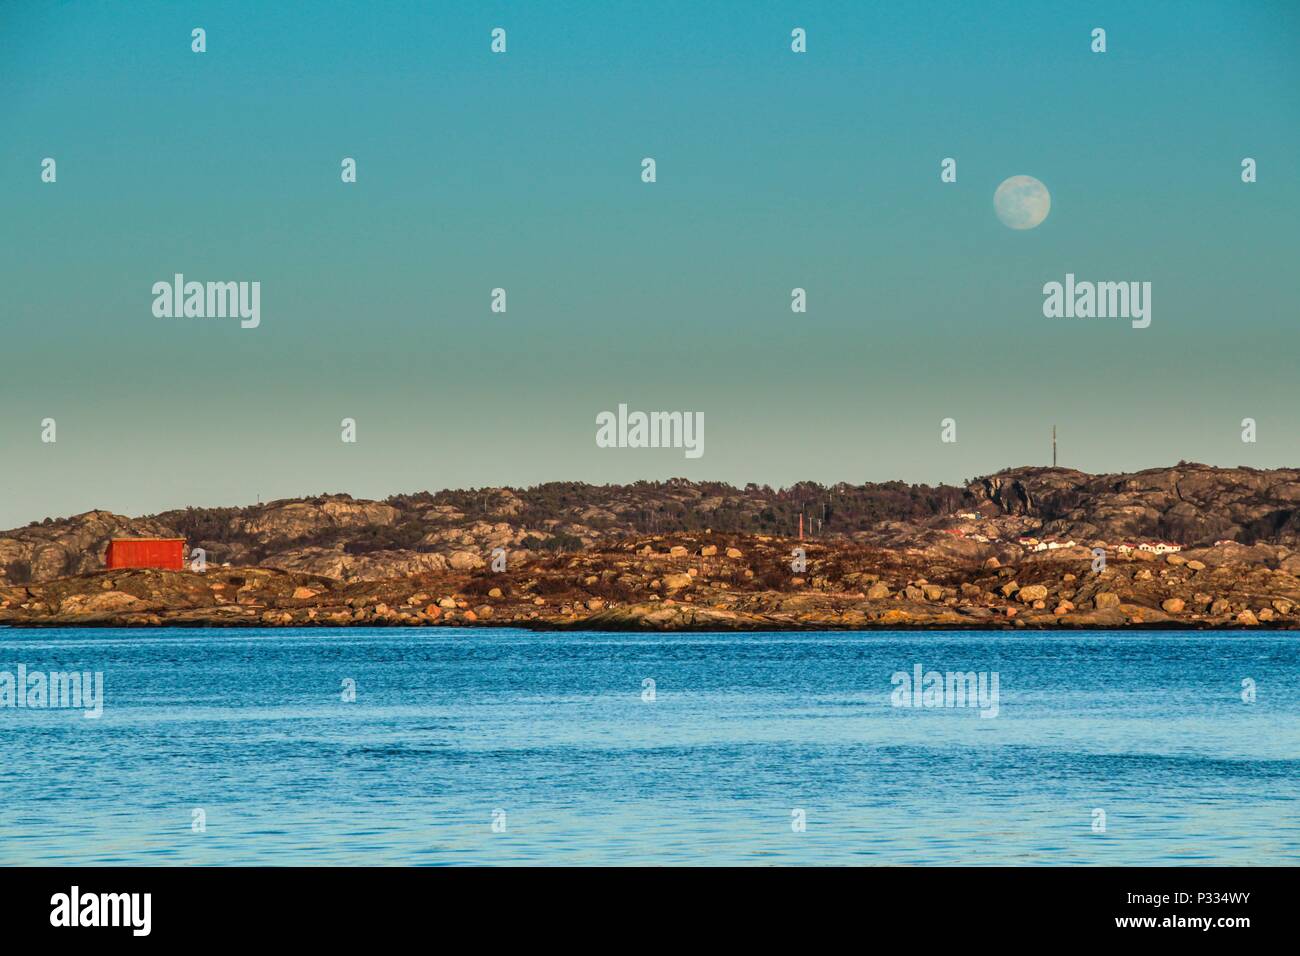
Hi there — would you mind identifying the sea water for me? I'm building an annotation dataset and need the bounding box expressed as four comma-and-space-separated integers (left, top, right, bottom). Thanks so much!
0, 627, 1295, 865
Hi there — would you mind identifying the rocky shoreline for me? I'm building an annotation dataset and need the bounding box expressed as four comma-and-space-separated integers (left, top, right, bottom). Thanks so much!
3, 533, 1297, 631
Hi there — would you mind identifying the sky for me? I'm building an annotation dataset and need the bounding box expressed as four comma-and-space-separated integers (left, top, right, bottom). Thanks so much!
2, 0, 1298, 527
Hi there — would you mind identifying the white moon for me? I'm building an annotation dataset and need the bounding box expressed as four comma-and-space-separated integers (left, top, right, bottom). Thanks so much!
994, 175, 1051, 230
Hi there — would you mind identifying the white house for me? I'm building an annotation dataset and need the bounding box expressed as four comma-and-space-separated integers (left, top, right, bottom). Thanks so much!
1044, 539, 1078, 551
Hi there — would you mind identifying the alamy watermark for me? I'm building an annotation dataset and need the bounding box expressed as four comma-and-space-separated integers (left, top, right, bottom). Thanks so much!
891, 664, 999, 718
1, 664, 103, 718
152, 274, 260, 329
1043, 273, 1150, 329
596, 404, 703, 459
50, 886, 150, 936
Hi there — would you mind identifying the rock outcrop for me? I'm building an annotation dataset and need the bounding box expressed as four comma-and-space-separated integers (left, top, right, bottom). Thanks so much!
2, 530, 1297, 631
968, 463, 1300, 547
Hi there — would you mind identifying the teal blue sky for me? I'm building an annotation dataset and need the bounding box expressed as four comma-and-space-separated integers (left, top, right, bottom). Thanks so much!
2, 0, 1298, 527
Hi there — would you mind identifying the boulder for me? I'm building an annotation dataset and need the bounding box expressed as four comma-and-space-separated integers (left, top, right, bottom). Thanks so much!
448, 551, 484, 571
60, 590, 143, 615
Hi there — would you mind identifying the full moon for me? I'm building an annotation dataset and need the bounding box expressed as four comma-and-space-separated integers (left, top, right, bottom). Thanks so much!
994, 175, 1051, 230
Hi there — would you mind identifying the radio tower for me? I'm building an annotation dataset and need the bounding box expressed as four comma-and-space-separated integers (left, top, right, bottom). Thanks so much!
1052, 426, 1057, 468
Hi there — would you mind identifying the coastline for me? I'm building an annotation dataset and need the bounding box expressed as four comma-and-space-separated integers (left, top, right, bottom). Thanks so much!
4, 532, 1298, 632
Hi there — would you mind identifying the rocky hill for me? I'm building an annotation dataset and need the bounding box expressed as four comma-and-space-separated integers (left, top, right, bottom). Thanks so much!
2, 463, 1299, 588
969, 464, 1300, 545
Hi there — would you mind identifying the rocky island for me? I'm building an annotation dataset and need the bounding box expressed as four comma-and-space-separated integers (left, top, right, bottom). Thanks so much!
2, 463, 1299, 630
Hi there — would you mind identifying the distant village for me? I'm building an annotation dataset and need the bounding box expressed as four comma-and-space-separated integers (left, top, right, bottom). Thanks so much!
942, 511, 1227, 554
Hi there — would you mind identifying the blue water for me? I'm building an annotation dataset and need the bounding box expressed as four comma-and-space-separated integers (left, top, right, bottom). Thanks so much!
0, 627, 1296, 865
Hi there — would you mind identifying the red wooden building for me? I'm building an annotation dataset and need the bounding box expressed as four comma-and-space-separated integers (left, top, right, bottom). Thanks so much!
105, 538, 186, 571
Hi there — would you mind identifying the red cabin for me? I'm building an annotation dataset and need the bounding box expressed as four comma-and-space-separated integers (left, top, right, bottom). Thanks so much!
105, 538, 186, 571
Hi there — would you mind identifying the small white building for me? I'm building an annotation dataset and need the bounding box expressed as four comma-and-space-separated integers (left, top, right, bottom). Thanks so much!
1045, 539, 1078, 551
1117, 544, 1134, 555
